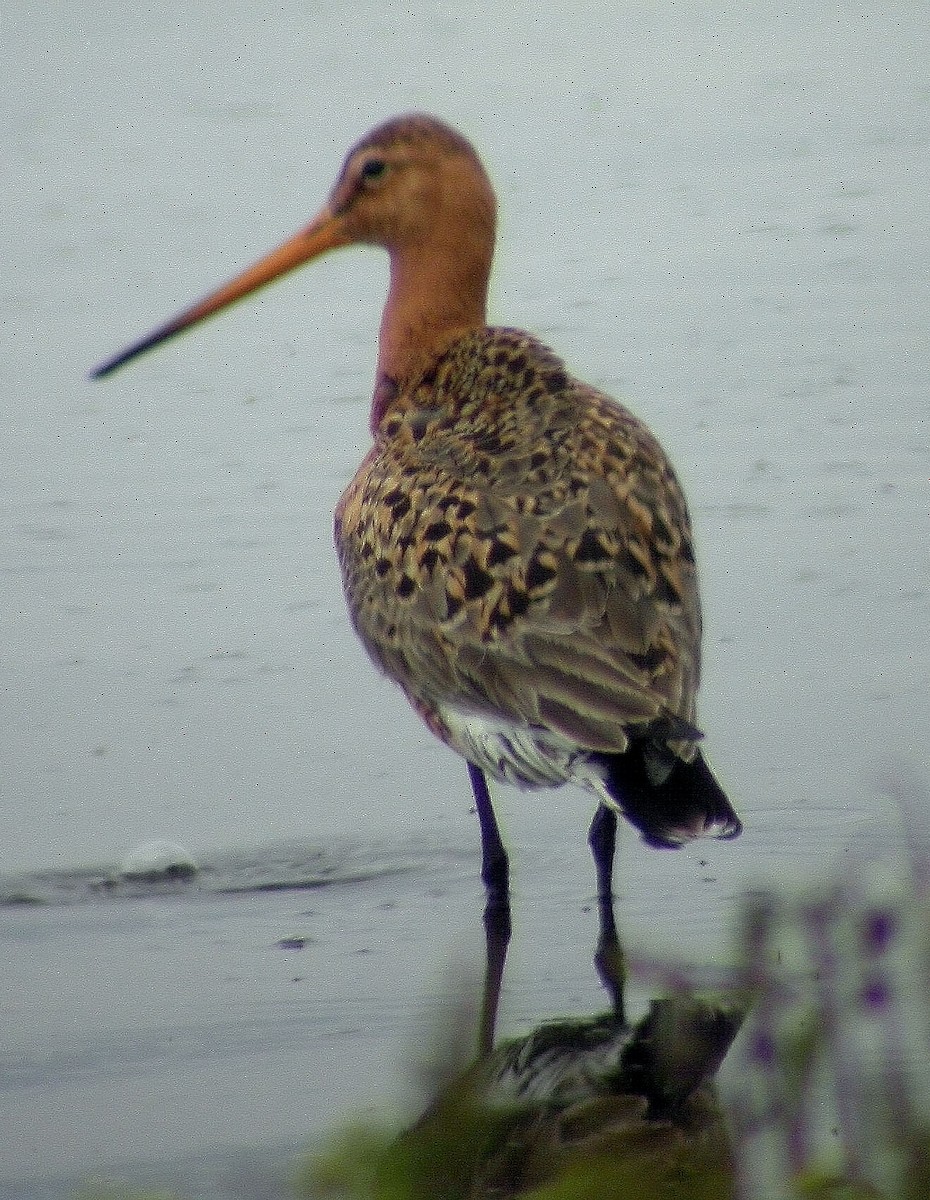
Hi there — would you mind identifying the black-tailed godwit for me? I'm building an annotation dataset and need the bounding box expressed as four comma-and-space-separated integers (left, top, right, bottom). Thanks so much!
92, 114, 741, 950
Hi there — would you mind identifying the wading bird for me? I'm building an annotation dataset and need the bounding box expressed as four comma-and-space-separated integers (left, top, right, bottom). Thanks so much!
92, 116, 741, 1002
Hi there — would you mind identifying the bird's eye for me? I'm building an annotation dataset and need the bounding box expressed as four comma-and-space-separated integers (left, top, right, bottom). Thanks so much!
360, 158, 387, 183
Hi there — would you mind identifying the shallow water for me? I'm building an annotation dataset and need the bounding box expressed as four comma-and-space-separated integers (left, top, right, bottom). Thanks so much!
2, 0, 929, 1195
0, 840, 476, 1197
0, 829, 740, 1197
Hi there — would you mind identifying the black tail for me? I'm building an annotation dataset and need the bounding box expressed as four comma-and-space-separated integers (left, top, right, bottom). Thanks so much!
596, 744, 741, 849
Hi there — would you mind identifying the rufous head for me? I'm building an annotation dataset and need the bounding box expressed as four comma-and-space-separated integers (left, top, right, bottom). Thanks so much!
328, 114, 496, 254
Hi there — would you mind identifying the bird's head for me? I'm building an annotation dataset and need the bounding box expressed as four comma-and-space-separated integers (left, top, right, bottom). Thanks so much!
90, 114, 496, 379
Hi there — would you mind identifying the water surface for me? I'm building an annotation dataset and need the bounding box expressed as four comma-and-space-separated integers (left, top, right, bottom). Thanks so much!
2, 1, 928, 1195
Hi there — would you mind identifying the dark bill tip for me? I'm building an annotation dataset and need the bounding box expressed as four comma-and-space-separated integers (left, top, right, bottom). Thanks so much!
89, 318, 188, 380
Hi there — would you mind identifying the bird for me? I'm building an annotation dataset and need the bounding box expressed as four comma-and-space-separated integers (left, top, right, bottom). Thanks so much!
91, 113, 741, 927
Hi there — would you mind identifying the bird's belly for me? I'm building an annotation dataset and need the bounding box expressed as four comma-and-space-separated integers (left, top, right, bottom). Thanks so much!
437, 706, 595, 791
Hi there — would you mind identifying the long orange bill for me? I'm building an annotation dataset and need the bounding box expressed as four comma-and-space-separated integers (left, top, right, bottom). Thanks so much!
90, 207, 351, 379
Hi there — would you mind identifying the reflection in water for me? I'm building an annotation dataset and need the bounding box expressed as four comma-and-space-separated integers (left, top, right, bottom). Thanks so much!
459, 992, 746, 1198
474, 794, 633, 1058
305, 857, 748, 1200
63, 775, 930, 1197
413, 859, 746, 1200
302, 769, 930, 1200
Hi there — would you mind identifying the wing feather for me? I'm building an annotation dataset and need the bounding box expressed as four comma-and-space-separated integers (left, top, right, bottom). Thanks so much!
335, 328, 703, 757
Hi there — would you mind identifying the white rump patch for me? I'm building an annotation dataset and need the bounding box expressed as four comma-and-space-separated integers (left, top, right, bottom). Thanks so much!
439, 707, 615, 805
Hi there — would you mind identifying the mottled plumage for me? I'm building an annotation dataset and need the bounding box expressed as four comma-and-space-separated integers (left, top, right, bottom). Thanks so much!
336, 324, 735, 845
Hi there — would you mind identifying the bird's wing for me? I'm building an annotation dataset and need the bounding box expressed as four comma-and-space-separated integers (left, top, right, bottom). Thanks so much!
336, 337, 703, 756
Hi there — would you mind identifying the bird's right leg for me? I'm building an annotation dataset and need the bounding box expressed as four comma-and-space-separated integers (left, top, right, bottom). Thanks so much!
588, 803, 626, 1021
468, 763, 511, 1055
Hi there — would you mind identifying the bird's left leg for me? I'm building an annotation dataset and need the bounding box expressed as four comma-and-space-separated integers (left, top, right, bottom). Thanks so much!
468, 763, 511, 1055
588, 803, 625, 1020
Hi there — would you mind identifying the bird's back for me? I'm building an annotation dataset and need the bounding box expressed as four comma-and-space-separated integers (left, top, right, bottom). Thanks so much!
335, 327, 704, 769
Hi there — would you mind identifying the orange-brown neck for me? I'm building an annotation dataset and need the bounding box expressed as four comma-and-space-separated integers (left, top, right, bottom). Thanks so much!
369, 155, 496, 432
372, 248, 489, 431
379, 246, 490, 375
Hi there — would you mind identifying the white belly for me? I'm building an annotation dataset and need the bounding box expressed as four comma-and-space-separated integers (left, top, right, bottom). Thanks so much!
438, 707, 613, 802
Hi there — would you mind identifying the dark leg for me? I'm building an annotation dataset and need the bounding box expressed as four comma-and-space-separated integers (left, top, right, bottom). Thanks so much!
468, 763, 512, 1056
588, 804, 625, 1021
589, 801, 617, 900
468, 762, 509, 898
